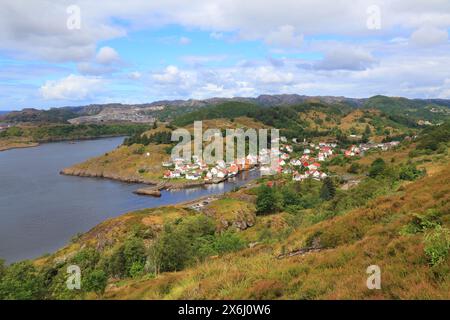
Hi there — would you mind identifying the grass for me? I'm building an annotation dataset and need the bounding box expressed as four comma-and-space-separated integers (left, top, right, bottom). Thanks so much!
102, 164, 450, 300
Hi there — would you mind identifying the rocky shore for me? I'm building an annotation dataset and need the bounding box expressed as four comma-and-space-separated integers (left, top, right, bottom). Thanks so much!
60, 167, 211, 193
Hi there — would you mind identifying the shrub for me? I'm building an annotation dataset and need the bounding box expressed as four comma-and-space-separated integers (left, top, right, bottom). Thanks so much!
150, 215, 216, 273
424, 226, 450, 266
105, 237, 146, 278
213, 231, 246, 254
401, 211, 441, 235
83, 269, 108, 295
70, 247, 100, 271
0, 261, 44, 300
368, 158, 386, 178
280, 185, 301, 207
256, 185, 283, 215
133, 145, 146, 155
129, 261, 145, 278
398, 164, 424, 181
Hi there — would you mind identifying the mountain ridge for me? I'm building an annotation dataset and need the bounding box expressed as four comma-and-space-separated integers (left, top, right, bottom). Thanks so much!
2, 94, 450, 124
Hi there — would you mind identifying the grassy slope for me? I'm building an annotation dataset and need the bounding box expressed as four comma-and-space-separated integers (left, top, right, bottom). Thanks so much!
103, 163, 450, 300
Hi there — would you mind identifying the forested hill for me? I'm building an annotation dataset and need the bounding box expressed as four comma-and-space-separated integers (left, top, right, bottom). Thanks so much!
2, 94, 449, 124
170, 98, 450, 141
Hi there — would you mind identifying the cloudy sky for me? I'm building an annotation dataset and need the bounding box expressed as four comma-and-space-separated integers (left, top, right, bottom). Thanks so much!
1, 0, 450, 110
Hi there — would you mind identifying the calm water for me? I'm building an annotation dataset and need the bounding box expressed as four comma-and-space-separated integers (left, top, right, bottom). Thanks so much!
0, 137, 259, 263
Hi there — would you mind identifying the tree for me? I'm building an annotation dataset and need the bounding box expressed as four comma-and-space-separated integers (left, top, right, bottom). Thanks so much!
320, 177, 336, 200
150, 215, 216, 273
152, 120, 157, 129
83, 269, 108, 295
70, 247, 100, 271
256, 185, 283, 215
368, 158, 386, 178
106, 247, 126, 278
281, 185, 301, 207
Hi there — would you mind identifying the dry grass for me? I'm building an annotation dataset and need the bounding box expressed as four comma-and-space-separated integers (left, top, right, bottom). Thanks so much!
103, 165, 450, 300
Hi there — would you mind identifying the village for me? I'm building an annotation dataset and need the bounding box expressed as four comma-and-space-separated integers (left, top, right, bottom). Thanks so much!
160, 136, 402, 184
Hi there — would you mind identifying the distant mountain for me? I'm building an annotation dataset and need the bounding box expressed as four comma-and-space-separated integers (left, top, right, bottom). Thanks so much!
0, 111, 11, 116
2, 94, 449, 124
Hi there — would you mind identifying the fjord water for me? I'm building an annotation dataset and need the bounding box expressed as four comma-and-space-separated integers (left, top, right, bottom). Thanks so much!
0, 137, 258, 263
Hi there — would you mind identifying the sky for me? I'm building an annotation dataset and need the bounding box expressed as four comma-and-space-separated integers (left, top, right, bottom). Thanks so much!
1, 0, 450, 111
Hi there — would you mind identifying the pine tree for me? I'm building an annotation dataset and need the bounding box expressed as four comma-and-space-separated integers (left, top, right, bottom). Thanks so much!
320, 177, 336, 200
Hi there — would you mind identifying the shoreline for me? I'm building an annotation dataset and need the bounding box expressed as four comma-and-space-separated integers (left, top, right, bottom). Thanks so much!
60, 167, 258, 194
0, 134, 127, 152
0, 142, 40, 152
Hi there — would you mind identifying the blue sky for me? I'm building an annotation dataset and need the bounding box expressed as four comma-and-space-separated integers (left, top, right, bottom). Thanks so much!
1, 0, 450, 110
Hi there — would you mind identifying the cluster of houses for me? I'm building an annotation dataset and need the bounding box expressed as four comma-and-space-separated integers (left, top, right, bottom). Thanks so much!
162, 155, 257, 181
160, 136, 403, 183
344, 141, 400, 157
259, 142, 337, 182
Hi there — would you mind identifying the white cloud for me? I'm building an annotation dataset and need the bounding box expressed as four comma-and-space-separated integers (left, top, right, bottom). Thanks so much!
314, 47, 377, 71
210, 32, 224, 39
410, 25, 448, 47
2, 0, 450, 108
152, 65, 193, 84
179, 36, 191, 45
250, 66, 294, 84
265, 25, 303, 48
181, 55, 228, 66
1, 0, 450, 62
128, 71, 142, 80
40, 74, 103, 100
96, 46, 120, 64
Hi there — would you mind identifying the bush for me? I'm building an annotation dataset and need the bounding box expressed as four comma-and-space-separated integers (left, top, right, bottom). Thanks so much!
105, 237, 146, 278
0, 261, 44, 300
398, 164, 424, 181
401, 211, 441, 235
129, 261, 145, 278
368, 158, 386, 178
280, 185, 301, 207
134, 145, 146, 155
70, 247, 100, 271
424, 226, 450, 266
150, 215, 216, 273
213, 231, 246, 254
83, 269, 108, 295
256, 185, 283, 215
